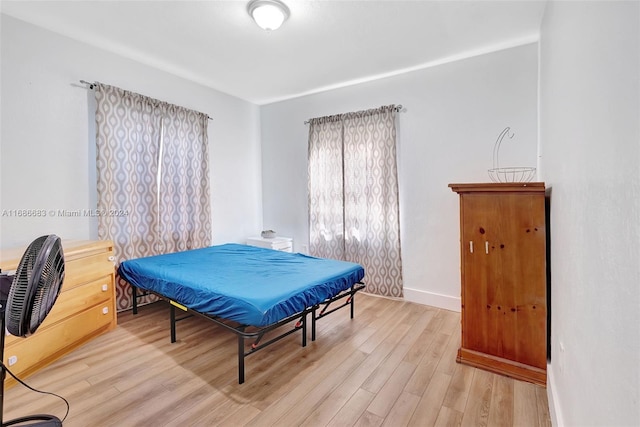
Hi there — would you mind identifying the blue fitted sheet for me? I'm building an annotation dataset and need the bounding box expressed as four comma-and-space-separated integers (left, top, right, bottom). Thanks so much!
118, 243, 365, 327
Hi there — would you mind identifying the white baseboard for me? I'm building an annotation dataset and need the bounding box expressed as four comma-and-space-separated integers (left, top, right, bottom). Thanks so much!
546, 364, 563, 426
403, 287, 461, 312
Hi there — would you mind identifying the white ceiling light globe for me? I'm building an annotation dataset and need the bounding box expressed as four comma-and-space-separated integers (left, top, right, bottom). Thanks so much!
248, 0, 290, 31
252, 5, 284, 30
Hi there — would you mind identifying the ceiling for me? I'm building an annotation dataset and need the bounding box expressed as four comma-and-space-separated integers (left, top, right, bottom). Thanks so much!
1, 0, 547, 105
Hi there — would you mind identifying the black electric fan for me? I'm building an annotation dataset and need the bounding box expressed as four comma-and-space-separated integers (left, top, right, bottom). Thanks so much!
0, 235, 66, 427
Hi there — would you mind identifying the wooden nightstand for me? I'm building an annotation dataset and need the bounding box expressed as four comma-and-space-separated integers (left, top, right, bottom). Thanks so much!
246, 236, 293, 252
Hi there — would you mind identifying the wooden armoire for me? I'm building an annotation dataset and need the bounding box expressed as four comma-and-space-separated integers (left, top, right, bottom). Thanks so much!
449, 182, 547, 386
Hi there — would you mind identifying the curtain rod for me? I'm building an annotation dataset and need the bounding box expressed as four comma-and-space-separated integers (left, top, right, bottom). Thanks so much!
79, 80, 213, 121
303, 104, 404, 125
80, 79, 97, 89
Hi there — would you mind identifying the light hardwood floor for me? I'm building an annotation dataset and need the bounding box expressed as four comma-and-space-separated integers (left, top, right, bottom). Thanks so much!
4, 294, 551, 426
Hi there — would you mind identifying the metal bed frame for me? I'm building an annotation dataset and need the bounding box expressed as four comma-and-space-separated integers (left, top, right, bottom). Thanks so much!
131, 282, 366, 383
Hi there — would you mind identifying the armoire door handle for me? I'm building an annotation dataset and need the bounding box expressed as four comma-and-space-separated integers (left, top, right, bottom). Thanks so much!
469, 241, 474, 253
485, 241, 489, 254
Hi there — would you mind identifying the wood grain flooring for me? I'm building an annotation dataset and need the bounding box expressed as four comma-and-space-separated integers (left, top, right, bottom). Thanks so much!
3, 294, 551, 426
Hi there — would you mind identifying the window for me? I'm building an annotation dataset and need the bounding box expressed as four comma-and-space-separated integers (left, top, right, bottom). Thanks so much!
94, 83, 211, 309
308, 105, 403, 297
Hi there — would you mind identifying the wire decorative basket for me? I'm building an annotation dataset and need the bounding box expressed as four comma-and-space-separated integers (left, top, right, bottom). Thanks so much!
487, 127, 536, 183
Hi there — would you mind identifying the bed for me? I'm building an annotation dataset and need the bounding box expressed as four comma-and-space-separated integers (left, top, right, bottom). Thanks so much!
118, 243, 366, 383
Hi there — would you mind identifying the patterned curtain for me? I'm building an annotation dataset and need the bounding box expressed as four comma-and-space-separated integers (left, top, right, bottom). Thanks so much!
157, 104, 212, 254
308, 117, 345, 259
95, 83, 212, 310
308, 105, 403, 297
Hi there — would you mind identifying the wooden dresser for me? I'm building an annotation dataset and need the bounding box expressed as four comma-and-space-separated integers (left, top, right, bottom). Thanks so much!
0, 239, 117, 386
449, 183, 547, 386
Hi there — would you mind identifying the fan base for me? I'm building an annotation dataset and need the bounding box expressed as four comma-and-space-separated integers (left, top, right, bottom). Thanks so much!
3, 414, 62, 426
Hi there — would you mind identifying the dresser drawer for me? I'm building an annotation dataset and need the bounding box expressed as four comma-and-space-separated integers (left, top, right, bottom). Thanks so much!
271, 241, 293, 251
4, 301, 114, 379
4, 275, 114, 347
63, 252, 115, 291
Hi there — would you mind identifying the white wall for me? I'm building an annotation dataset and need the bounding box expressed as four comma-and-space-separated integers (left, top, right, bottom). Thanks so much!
260, 44, 538, 310
0, 14, 262, 250
539, 2, 640, 426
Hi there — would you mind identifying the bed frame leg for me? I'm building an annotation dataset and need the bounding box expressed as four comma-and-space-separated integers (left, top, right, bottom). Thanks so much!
132, 285, 138, 315
238, 331, 245, 384
170, 304, 177, 343
311, 306, 317, 341
350, 293, 355, 319
302, 313, 307, 347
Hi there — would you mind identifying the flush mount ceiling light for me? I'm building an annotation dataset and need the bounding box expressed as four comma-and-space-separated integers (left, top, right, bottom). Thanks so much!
247, 0, 290, 31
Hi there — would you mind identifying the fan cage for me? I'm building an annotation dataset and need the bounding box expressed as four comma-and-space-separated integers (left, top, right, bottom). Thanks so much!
6, 235, 65, 337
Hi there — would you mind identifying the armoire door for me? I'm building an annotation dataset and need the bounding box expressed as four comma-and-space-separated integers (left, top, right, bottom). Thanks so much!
461, 192, 546, 370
